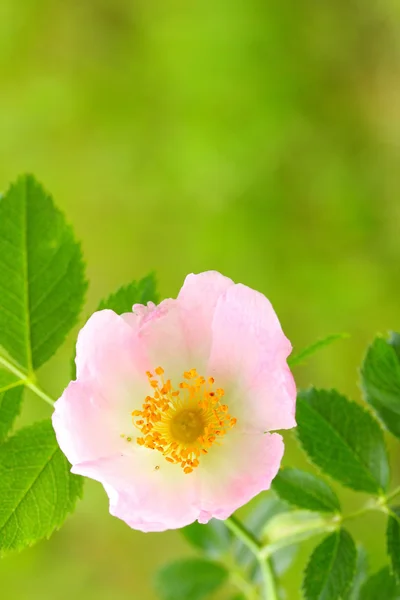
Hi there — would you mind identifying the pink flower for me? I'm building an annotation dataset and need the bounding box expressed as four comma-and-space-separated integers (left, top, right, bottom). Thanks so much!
52, 271, 296, 532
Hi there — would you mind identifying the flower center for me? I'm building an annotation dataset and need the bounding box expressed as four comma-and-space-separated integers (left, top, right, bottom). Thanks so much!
170, 409, 205, 443
131, 367, 237, 474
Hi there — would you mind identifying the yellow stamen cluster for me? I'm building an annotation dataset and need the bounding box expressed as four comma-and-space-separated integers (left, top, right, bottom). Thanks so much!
131, 367, 237, 474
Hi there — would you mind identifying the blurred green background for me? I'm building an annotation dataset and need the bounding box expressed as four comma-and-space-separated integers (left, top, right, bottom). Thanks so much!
1, 0, 400, 598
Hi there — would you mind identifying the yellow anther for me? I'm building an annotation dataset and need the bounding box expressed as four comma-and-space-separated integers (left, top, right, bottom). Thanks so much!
130, 366, 237, 474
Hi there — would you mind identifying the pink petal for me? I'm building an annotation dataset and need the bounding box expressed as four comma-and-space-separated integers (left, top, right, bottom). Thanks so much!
72, 449, 200, 532
198, 430, 284, 521
120, 301, 157, 329
134, 299, 190, 382
75, 309, 150, 409
177, 271, 234, 367
238, 363, 296, 431
208, 283, 296, 431
53, 272, 296, 533
52, 380, 127, 465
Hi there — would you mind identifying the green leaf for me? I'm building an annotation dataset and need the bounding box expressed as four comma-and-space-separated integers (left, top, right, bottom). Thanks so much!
343, 545, 369, 600
387, 508, 400, 584
155, 558, 228, 600
360, 567, 400, 600
296, 388, 389, 494
288, 333, 349, 367
97, 273, 159, 313
0, 368, 25, 443
361, 336, 400, 414
181, 519, 231, 558
263, 510, 333, 556
303, 528, 356, 600
389, 332, 400, 362
272, 468, 341, 513
0, 419, 83, 554
361, 335, 400, 439
0, 175, 87, 372
0, 386, 24, 444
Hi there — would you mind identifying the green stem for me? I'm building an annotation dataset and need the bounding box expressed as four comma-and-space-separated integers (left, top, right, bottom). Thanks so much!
257, 556, 278, 600
225, 516, 279, 600
0, 354, 54, 406
339, 488, 400, 523
0, 354, 28, 381
387, 485, 400, 503
225, 515, 261, 556
340, 503, 382, 524
260, 493, 398, 563
224, 486, 400, 598
229, 569, 259, 600
260, 523, 335, 560
0, 379, 26, 394
26, 380, 55, 406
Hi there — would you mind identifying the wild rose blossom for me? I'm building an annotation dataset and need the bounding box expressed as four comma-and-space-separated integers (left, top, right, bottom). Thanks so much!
52, 271, 296, 532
